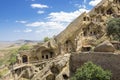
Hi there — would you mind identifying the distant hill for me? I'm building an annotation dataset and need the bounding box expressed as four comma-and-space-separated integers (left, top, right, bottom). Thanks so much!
0, 41, 14, 49
14, 39, 39, 45
0, 40, 40, 50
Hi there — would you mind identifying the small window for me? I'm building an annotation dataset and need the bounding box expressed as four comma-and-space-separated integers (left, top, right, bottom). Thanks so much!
83, 17, 86, 21
50, 52, 53, 58
66, 41, 68, 44
82, 47, 91, 52
94, 31, 96, 35
83, 31, 87, 36
22, 55, 28, 63
107, 8, 113, 15
42, 55, 44, 59
46, 55, 48, 59
63, 74, 68, 79
90, 32, 92, 35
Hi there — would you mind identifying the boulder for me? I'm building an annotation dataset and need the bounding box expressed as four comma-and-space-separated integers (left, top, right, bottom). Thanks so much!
94, 41, 115, 52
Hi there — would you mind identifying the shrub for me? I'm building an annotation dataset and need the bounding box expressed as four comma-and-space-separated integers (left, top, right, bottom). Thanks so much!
0, 60, 3, 66
107, 18, 120, 41
8, 49, 18, 65
44, 37, 50, 42
71, 61, 112, 80
9, 54, 17, 65
18, 45, 30, 51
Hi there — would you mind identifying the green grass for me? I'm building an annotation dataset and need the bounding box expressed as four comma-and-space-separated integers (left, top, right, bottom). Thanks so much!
0, 67, 9, 78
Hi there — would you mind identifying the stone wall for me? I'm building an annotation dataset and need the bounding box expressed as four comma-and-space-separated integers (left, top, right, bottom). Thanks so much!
70, 53, 120, 80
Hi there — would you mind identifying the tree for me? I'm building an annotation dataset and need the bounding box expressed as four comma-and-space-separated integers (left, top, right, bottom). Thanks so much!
8, 49, 18, 65
106, 18, 120, 41
9, 54, 17, 65
18, 44, 30, 51
44, 37, 50, 42
71, 61, 112, 80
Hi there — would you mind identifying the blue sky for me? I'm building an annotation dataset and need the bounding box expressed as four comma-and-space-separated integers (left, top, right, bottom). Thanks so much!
0, 0, 102, 41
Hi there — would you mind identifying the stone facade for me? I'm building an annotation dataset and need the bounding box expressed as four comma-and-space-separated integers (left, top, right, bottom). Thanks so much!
16, 0, 120, 64
7, 0, 120, 80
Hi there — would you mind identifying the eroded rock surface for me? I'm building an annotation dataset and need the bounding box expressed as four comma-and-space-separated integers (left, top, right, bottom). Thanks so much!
31, 54, 70, 80
94, 41, 115, 52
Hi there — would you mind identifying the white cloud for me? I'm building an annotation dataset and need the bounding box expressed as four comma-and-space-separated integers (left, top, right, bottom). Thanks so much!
35, 30, 44, 33
26, 22, 44, 27
37, 10, 44, 14
48, 8, 89, 23
89, 0, 102, 6
26, 21, 65, 30
16, 20, 27, 24
25, 6, 90, 39
31, 4, 49, 9
26, 7, 89, 34
24, 28, 32, 33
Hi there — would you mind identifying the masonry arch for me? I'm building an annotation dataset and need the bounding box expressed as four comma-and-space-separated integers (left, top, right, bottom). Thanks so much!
107, 8, 114, 15
83, 31, 87, 36
83, 17, 86, 21
82, 46, 92, 52
22, 55, 28, 63
41, 50, 55, 59
83, 16, 90, 21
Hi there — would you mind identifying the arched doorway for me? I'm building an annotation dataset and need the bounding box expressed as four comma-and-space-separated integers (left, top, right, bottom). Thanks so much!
22, 55, 28, 63
65, 40, 73, 53
81, 46, 92, 52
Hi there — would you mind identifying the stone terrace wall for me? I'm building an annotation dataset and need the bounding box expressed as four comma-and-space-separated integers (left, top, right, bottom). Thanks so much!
70, 53, 120, 80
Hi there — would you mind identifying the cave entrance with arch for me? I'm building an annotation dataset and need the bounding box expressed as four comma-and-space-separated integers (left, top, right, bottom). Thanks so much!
65, 40, 74, 53
41, 50, 55, 59
22, 55, 28, 63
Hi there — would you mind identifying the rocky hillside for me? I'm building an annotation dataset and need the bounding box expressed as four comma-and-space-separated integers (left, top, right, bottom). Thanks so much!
1, 0, 120, 79
6, 53, 120, 80
0, 40, 39, 79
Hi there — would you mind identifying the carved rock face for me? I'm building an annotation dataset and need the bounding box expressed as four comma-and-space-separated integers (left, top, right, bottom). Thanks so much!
50, 66, 60, 75
109, 0, 114, 2
94, 41, 115, 52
